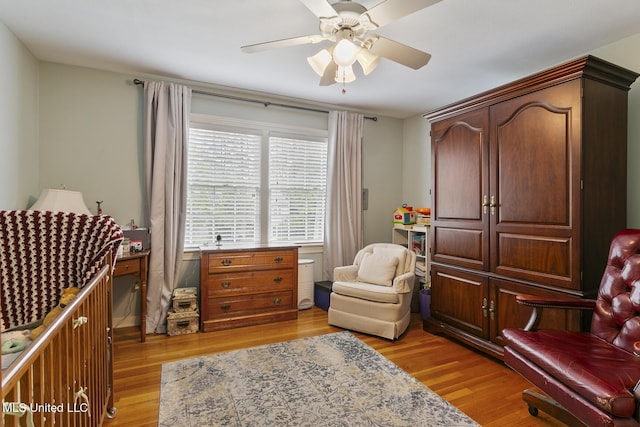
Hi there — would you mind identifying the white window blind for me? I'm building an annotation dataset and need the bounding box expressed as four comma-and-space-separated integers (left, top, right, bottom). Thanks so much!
185, 125, 261, 247
269, 135, 328, 243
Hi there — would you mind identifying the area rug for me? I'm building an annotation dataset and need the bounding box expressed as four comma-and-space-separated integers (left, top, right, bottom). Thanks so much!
158, 332, 479, 426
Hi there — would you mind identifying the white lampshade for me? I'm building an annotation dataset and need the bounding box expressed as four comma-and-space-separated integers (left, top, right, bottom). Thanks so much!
31, 189, 92, 215
307, 48, 333, 77
332, 39, 358, 67
335, 65, 356, 84
357, 48, 381, 76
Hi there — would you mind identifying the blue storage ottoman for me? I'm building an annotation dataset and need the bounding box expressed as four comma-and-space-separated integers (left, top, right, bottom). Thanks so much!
314, 281, 332, 310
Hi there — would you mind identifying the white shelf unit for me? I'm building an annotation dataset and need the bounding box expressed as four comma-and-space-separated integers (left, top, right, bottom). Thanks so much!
392, 225, 430, 288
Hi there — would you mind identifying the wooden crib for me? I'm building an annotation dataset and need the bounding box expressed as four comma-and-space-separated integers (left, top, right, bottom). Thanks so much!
1, 210, 123, 427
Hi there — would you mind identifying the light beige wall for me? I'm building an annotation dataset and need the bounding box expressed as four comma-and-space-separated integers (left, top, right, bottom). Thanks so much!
402, 114, 430, 208
0, 20, 39, 209
38, 63, 143, 224
191, 91, 327, 129
362, 116, 405, 245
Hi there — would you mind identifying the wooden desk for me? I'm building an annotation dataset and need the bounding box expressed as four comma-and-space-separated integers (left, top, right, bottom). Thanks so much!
115, 250, 150, 342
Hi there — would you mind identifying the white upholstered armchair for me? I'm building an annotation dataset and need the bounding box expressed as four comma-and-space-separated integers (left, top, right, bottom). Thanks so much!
328, 243, 416, 340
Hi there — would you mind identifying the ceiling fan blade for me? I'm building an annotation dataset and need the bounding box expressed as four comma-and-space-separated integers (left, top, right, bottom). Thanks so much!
320, 61, 337, 86
299, 0, 338, 19
368, 36, 431, 69
363, 0, 442, 28
241, 35, 326, 53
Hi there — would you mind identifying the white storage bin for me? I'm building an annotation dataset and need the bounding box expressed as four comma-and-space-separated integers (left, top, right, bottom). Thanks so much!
298, 259, 315, 309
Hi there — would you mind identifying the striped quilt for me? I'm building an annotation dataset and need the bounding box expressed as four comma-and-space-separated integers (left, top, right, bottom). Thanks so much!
0, 210, 123, 331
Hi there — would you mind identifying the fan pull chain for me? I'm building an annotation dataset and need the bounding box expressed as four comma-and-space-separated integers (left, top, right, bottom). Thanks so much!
341, 69, 347, 95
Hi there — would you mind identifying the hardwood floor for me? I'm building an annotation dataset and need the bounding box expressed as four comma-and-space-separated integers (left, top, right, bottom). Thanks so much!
105, 307, 565, 426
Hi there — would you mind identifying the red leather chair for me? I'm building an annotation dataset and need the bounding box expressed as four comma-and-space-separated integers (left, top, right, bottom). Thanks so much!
503, 229, 640, 427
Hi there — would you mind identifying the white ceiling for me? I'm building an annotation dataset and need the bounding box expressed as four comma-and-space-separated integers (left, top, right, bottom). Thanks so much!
1, 0, 639, 118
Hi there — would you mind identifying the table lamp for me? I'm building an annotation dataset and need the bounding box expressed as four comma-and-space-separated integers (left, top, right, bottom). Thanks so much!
30, 189, 92, 215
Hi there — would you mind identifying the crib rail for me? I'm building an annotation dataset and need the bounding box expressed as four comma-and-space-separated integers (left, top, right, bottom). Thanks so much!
2, 261, 116, 427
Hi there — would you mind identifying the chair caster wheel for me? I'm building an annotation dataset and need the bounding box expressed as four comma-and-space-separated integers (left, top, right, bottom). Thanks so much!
527, 405, 539, 417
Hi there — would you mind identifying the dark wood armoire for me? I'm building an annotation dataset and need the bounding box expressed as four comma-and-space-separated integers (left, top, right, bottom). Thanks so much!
423, 55, 638, 359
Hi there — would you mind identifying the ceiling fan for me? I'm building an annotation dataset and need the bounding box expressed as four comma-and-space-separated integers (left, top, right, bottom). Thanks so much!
240, 0, 441, 88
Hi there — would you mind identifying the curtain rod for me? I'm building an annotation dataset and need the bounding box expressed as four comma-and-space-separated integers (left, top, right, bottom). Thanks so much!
133, 79, 377, 121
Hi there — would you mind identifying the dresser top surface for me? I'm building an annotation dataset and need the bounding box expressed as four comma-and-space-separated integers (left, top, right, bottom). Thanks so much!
200, 243, 299, 254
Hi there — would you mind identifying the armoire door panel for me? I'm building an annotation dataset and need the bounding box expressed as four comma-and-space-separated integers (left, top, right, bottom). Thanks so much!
489, 82, 581, 285
431, 108, 489, 271
434, 122, 484, 220
431, 266, 488, 338
494, 103, 571, 225
432, 227, 484, 268
494, 233, 573, 287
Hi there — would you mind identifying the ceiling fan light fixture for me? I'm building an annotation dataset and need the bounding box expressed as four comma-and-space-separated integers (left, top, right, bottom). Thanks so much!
307, 48, 333, 76
332, 38, 358, 67
243, 0, 438, 90
335, 65, 356, 84
356, 47, 380, 76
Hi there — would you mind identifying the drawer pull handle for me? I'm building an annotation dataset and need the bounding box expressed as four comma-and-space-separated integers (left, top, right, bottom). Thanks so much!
273, 277, 282, 283
221, 304, 231, 311
221, 281, 231, 288
274, 256, 283, 263
273, 298, 281, 305
221, 259, 232, 266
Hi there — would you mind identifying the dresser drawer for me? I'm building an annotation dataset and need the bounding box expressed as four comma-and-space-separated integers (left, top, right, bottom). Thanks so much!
206, 250, 295, 273
206, 292, 293, 318
114, 259, 140, 277
207, 269, 294, 296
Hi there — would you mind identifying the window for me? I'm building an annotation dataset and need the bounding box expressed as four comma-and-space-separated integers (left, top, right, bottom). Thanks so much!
269, 134, 327, 243
186, 125, 261, 246
185, 116, 327, 248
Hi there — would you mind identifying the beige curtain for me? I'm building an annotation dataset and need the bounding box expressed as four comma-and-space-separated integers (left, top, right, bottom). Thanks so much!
323, 111, 364, 280
143, 81, 191, 334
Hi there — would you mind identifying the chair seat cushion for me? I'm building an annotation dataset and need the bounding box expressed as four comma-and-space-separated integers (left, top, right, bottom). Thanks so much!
503, 328, 640, 418
332, 281, 400, 304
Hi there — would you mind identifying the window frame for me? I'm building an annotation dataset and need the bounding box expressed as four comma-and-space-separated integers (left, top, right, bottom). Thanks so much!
186, 113, 328, 248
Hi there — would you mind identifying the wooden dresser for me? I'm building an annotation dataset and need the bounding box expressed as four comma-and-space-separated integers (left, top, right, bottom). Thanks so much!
200, 244, 299, 332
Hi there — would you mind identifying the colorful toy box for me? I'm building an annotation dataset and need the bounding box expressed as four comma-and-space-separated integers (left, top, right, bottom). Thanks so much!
393, 205, 415, 225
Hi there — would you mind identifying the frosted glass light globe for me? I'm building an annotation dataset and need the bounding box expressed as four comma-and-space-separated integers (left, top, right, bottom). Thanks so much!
333, 39, 358, 67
